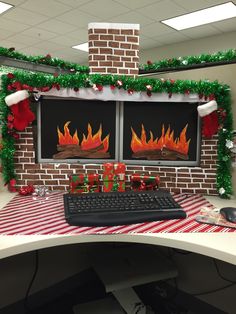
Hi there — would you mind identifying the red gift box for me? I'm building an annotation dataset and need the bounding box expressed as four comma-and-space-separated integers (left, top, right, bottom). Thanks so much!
69, 174, 99, 193
130, 174, 160, 191
102, 162, 126, 192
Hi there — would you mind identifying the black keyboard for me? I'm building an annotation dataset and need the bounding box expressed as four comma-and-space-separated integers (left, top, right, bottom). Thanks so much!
63, 190, 187, 226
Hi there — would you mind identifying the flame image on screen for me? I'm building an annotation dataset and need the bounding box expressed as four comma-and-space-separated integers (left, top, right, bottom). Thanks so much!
131, 124, 190, 159
57, 121, 109, 152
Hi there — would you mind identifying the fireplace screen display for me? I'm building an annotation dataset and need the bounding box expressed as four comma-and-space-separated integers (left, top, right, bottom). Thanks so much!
38, 98, 201, 165
121, 101, 201, 166
38, 98, 117, 162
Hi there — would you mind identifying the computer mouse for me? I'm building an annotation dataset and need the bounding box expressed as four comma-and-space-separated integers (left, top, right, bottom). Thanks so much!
220, 207, 236, 223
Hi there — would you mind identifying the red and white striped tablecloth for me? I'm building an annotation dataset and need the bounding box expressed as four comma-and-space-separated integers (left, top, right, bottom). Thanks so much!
0, 192, 235, 235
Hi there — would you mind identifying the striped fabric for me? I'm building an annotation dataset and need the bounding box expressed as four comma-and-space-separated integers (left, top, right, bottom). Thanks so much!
0, 192, 235, 235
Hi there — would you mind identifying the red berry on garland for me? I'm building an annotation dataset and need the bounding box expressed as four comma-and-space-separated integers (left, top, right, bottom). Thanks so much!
46, 54, 51, 59
169, 79, 175, 84
110, 85, 116, 90
12, 132, 19, 140
7, 73, 14, 79
7, 84, 13, 91
209, 94, 215, 100
8, 179, 17, 192
168, 92, 172, 98
53, 72, 59, 77
8, 47, 15, 52
198, 93, 203, 99
185, 90, 190, 95
128, 88, 134, 95
97, 84, 103, 91
147, 60, 152, 65
7, 114, 14, 122
74, 87, 79, 92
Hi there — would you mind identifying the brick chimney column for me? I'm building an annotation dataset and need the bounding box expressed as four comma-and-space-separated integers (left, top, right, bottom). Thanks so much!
88, 23, 140, 77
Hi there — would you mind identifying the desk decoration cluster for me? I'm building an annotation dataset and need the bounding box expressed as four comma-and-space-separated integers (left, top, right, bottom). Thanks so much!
69, 162, 160, 194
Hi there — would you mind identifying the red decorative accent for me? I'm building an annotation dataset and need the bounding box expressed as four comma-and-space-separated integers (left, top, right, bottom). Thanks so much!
128, 88, 134, 95
74, 87, 79, 92
209, 94, 215, 100
110, 85, 116, 90
10, 97, 35, 131
53, 72, 59, 77
8, 178, 17, 192
19, 184, 35, 196
46, 54, 52, 59
7, 73, 14, 79
147, 60, 152, 65
202, 111, 219, 138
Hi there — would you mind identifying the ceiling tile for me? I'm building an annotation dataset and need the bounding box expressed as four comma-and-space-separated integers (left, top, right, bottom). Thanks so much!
0, 17, 30, 32
19, 0, 70, 17
19, 46, 50, 56
113, 0, 161, 10
56, 9, 101, 27
65, 27, 89, 42
6, 34, 41, 45
32, 40, 68, 52
141, 22, 173, 37
2, 7, 49, 26
152, 31, 190, 45
0, 28, 15, 39
136, 0, 188, 21
6, 0, 26, 4
139, 37, 164, 50
78, 0, 131, 19
55, 0, 93, 8
108, 11, 156, 26
21, 27, 58, 40
0, 39, 27, 50
172, 0, 210, 11
49, 35, 82, 46
211, 17, 236, 33
37, 19, 78, 34
181, 24, 222, 39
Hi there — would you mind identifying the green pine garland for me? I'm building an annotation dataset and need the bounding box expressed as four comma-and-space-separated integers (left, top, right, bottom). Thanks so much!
0, 46, 89, 74
0, 69, 234, 198
140, 49, 236, 72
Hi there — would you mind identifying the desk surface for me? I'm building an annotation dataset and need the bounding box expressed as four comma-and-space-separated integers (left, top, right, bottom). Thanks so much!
0, 191, 236, 265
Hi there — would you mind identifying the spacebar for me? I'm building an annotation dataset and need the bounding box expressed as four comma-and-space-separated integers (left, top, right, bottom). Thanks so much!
66, 210, 187, 227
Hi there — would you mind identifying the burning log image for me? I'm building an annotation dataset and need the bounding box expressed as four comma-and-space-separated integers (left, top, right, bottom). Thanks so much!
131, 124, 190, 160
53, 121, 110, 159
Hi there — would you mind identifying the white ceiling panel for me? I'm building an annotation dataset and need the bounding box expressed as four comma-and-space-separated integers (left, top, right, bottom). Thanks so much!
65, 27, 90, 42
152, 31, 190, 45
0, 39, 28, 49
0, 28, 15, 39
55, 0, 94, 8
2, 7, 49, 25
181, 24, 222, 39
139, 36, 164, 50
112, 0, 161, 10
78, 0, 131, 19
136, 0, 188, 21
56, 8, 101, 27
37, 19, 78, 34
0, 17, 29, 32
32, 40, 68, 52
211, 17, 236, 32
108, 11, 156, 26
172, 0, 210, 11
20, 0, 70, 17
6, 33, 41, 46
21, 27, 58, 41
141, 21, 173, 37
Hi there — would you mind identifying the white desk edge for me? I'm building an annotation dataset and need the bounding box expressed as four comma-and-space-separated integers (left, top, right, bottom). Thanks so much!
0, 192, 236, 265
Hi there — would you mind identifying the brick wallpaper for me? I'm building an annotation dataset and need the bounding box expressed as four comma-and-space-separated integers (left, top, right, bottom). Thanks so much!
88, 23, 139, 77
14, 127, 218, 195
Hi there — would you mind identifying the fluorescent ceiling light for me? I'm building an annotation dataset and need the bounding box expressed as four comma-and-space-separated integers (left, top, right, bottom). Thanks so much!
0, 1, 13, 14
161, 2, 236, 30
72, 42, 88, 52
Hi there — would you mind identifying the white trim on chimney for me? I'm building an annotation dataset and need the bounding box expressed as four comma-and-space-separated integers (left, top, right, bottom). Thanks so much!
88, 22, 140, 30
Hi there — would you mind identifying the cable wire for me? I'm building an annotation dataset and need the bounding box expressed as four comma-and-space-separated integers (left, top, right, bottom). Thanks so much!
213, 259, 236, 284
24, 250, 39, 313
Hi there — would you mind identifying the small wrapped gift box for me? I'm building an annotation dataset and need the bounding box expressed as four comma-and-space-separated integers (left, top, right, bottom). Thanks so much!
69, 174, 99, 193
102, 162, 126, 192
130, 174, 160, 191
